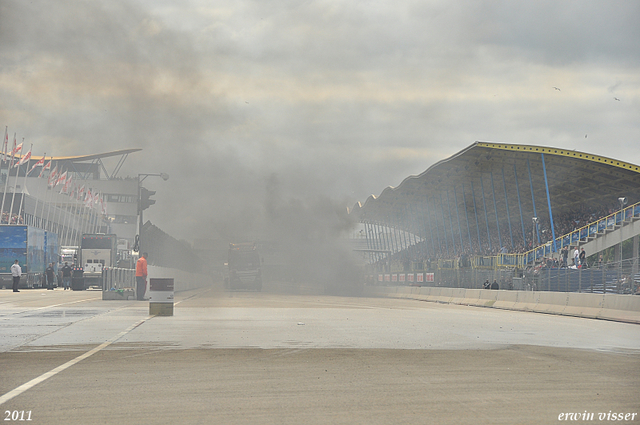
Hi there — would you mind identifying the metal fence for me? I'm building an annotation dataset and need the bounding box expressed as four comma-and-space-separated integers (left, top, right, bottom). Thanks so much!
523, 259, 639, 294
101, 267, 135, 291
430, 268, 519, 290
366, 257, 639, 294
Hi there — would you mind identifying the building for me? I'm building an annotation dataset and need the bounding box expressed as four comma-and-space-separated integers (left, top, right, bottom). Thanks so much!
0, 149, 141, 249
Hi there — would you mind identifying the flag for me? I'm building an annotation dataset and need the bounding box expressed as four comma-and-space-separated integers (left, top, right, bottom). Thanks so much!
14, 147, 32, 168
61, 174, 73, 194
68, 183, 78, 198
84, 189, 92, 207
48, 165, 59, 187
7, 135, 17, 165
55, 170, 67, 187
77, 185, 85, 201
10, 139, 22, 158
38, 160, 52, 178
28, 154, 45, 175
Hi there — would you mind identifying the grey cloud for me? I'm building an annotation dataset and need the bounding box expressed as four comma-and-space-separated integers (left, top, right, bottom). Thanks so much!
1, 0, 639, 249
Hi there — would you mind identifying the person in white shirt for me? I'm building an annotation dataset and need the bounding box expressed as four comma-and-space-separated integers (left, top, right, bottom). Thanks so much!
11, 259, 22, 292
573, 247, 580, 267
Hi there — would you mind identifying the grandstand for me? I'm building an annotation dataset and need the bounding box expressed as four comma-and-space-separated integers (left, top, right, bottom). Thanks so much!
350, 142, 640, 293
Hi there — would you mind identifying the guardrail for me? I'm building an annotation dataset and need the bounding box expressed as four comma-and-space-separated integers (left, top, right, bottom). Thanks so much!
521, 201, 640, 265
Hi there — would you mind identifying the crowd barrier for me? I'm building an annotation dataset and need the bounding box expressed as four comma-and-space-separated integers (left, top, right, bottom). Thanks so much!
368, 286, 640, 324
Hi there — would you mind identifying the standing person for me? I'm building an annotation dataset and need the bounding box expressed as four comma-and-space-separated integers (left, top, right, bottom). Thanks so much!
61, 262, 72, 290
561, 246, 569, 268
46, 263, 55, 290
11, 259, 21, 292
136, 252, 148, 301
573, 247, 580, 267
579, 248, 587, 267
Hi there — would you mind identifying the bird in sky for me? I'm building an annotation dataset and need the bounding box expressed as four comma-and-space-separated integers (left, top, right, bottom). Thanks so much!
614, 97, 620, 101
553, 87, 561, 91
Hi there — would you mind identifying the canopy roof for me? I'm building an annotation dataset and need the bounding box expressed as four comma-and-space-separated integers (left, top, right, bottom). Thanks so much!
351, 142, 640, 250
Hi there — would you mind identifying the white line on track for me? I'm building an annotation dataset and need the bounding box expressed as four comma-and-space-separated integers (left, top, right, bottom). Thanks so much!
0, 296, 101, 318
0, 287, 211, 406
0, 315, 152, 406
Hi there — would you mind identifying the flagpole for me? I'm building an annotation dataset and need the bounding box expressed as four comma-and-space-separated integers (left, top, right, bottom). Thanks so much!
72, 183, 87, 246
39, 158, 53, 230
73, 185, 83, 246
91, 198, 98, 233
8, 139, 24, 225
47, 180, 58, 233
51, 171, 65, 236
45, 166, 58, 231
71, 185, 82, 245
29, 154, 46, 228
2, 126, 7, 163
17, 144, 33, 226
0, 127, 7, 222
69, 186, 80, 246
60, 178, 73, 245
43, 173, 53, 231
1, 133, 17, 224
31, 178, 40, 227
60, 187, 69, 245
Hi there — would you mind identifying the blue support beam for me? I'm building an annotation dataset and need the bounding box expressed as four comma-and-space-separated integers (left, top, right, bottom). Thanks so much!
490, 171, 502, 250
461, 183, 473, 252
541, 153, 558, 252
452, 188, 464, 252
514, 163, 527, 249
502, 168, 514, 249
470, 180, 482, 253
439, 192, 450, 257
480, 175, 492, 252
527, 159, 541, 245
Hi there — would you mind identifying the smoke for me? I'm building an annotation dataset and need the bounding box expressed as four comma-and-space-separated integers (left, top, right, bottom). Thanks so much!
262, 173, 362, 294
2, 0, 639, 293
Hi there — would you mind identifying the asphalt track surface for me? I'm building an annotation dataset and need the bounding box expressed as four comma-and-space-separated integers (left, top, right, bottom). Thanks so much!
1, 284, 639, 425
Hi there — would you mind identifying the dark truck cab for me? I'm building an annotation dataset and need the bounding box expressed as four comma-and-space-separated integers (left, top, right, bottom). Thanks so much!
225, 243, 262, 291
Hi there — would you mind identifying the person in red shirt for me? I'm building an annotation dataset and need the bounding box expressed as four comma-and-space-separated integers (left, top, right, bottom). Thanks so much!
136, 252, 148, 301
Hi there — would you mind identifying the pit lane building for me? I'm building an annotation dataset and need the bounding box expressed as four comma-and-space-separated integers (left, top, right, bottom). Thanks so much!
0, 148, 141, 250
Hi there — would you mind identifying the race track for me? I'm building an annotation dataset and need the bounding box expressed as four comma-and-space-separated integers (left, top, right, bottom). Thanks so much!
1, 285, 639, 424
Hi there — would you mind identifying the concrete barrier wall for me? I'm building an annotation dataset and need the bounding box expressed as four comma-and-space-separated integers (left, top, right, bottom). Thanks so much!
368, 286, 640, 324
564, 292, 604, 319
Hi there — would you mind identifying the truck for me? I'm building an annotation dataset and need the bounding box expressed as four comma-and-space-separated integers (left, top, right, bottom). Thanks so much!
59, 245, 79, 268
225, 242, 262, 291
0, 225, 48, 289
80, 233, 117, 288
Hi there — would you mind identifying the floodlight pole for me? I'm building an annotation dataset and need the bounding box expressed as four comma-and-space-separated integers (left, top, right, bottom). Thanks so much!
531, 216, 539, 262
618, 197, 627, 275
137, 173, 169, 254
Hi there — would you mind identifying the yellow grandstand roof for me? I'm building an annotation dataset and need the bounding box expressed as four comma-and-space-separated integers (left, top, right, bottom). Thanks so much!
0, 148, 142, 162
351, 141, 640, 247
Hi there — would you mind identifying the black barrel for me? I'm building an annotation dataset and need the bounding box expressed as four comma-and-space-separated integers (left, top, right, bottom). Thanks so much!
71, 267, 85, 291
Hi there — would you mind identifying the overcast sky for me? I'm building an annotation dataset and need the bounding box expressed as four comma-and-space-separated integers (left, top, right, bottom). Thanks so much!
1, 0, 639, 243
